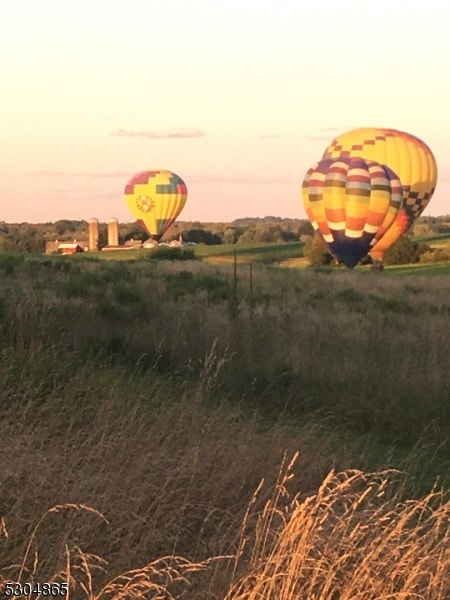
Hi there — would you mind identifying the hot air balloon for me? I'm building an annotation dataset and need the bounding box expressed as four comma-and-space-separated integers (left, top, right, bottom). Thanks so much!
322, 128, 437, 261
302, 157, 402, 268
124, 170, 187, 240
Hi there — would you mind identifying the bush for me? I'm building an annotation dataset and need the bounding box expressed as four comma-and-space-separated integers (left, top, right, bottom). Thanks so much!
165, 271, 233, 303
383, 236, 433, 265
146, 247, 199, 261
303, 234, 334, 267
420, 248, 450, 263
182, 229, 222, 245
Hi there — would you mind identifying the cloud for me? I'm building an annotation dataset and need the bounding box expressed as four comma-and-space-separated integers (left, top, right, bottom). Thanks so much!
316, 127, 342, 132
188, 171, 299, 184
18, 169, 298, 184
111, 128, 206, 139
304, 135, 336, 142
22, 170, 130, 178
26, 170, 67, 177
304, 126, 351, 142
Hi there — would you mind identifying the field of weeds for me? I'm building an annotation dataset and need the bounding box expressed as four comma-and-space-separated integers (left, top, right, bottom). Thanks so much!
0, 252, 449, 599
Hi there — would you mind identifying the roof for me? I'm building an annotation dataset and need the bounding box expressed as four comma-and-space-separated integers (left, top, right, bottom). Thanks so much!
58, 243, 82, 249
45, 241, 60, 253
143, 239, 159, 248
101, 245, 138, 251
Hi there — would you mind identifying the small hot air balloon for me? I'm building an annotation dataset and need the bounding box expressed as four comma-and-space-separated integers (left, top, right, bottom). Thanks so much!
302, 157, 402, 268
322, 128, 437, 261
124, 170, 187, 240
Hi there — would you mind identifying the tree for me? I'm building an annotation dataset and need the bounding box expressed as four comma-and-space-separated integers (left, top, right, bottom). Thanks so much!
222, 227, 241, 244
383, 236, 431, 265
298, 221, 314, 236
183, 229, 222, 245
304, 233, 334, 266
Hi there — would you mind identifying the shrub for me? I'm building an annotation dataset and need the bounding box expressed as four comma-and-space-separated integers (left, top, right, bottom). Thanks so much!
383, 236, 434, 265
303, 234, 334, 266
420, 248, 450, 263
111, 283, 142, 305
165, 271, 233, 303
146, 247, 198, 261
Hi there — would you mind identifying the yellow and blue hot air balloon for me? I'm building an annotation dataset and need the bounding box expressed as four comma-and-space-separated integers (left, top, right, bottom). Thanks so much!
124, 170, 188, 240
322, 128, 438, 261
302, 157, 402, 268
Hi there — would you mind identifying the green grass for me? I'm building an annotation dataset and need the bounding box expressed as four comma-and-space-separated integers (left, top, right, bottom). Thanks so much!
383, 262, 450, 275
195, 241, 304, 262
412, 232, 450, 245
79, 248, 149, 260
81, 242, 305, 265
1, 253, 449, 444
71, 235, 450, 278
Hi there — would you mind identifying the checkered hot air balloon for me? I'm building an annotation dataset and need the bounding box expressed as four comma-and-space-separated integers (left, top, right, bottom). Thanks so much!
322, 128, 437, 262
302, 157, 403, 268
124, 170, 188, 240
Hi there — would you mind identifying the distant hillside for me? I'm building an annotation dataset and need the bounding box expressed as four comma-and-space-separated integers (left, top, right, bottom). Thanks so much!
0, 215, 449, 253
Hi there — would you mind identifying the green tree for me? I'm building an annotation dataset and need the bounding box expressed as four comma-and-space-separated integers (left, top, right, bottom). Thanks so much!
383, 236, 424, 265
183, 229, 222, 245
304, 233, 334, 266
298, 221, 314, 236
222, 227, 241, 244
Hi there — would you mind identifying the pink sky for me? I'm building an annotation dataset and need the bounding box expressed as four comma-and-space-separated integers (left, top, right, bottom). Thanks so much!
1, 0, 449, 224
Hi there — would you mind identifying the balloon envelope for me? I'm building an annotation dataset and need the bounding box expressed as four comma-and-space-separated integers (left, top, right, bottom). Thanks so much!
124, 170, 187, 240
322, 128, 437, 260
302, 157, 402, 268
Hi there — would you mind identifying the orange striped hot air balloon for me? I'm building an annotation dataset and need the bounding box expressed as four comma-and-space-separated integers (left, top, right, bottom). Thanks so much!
302, 157, 402, 268
322, 128, 437, 261
124, 170, 187, 240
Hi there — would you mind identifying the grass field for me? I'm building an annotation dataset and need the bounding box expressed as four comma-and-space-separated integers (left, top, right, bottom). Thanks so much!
0, 249, 449, 599
82, 233, 450, 270
384, 262, 450, 276
412, 232, 450, 246
90, 242, 306, 266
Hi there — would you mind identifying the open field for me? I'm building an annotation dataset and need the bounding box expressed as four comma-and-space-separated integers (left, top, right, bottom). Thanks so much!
79, 238, 450, 275
0, 251, 449, 599
412, 232, 450, 247
384, 262, 450, 276
89, 242, 306, 266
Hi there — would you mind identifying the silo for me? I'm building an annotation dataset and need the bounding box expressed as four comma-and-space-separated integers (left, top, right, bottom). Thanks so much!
88, 218, 99, 251
107, 217, 119, 247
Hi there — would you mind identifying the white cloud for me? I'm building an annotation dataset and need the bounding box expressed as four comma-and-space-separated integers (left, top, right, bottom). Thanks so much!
111, 128, 206, 139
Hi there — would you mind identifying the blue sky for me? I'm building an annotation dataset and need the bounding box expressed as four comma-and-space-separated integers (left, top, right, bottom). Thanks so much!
1, 0, 449, 223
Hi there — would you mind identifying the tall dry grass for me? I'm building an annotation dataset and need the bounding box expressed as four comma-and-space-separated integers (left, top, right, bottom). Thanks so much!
1, 457, 448, 599
0, 383, 361, 580
226, 456, 449, 600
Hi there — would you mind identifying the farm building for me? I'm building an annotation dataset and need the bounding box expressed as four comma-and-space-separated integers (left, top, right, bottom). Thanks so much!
57, 242, 85, 255
45, 240, 88, 255
124, 238, 143, 249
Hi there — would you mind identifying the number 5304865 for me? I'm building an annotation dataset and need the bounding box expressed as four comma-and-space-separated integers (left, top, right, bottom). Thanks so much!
4, 582, 68, 596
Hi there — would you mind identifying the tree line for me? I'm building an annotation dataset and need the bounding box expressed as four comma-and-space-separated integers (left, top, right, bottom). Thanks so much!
0, 215, 449, 259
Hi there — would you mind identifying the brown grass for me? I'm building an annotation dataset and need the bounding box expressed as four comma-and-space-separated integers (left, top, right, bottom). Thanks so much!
0, 386, 353, 580
1, 456, 448, 599
226, 458, 449, 599
1, 386, 449, 599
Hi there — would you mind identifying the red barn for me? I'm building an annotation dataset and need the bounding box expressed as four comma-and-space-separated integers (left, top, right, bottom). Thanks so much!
57, 242, 84, 255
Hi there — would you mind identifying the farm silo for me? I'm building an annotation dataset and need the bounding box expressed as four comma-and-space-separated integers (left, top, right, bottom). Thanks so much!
107, 217, 119, 247
88, 218, 99, 251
